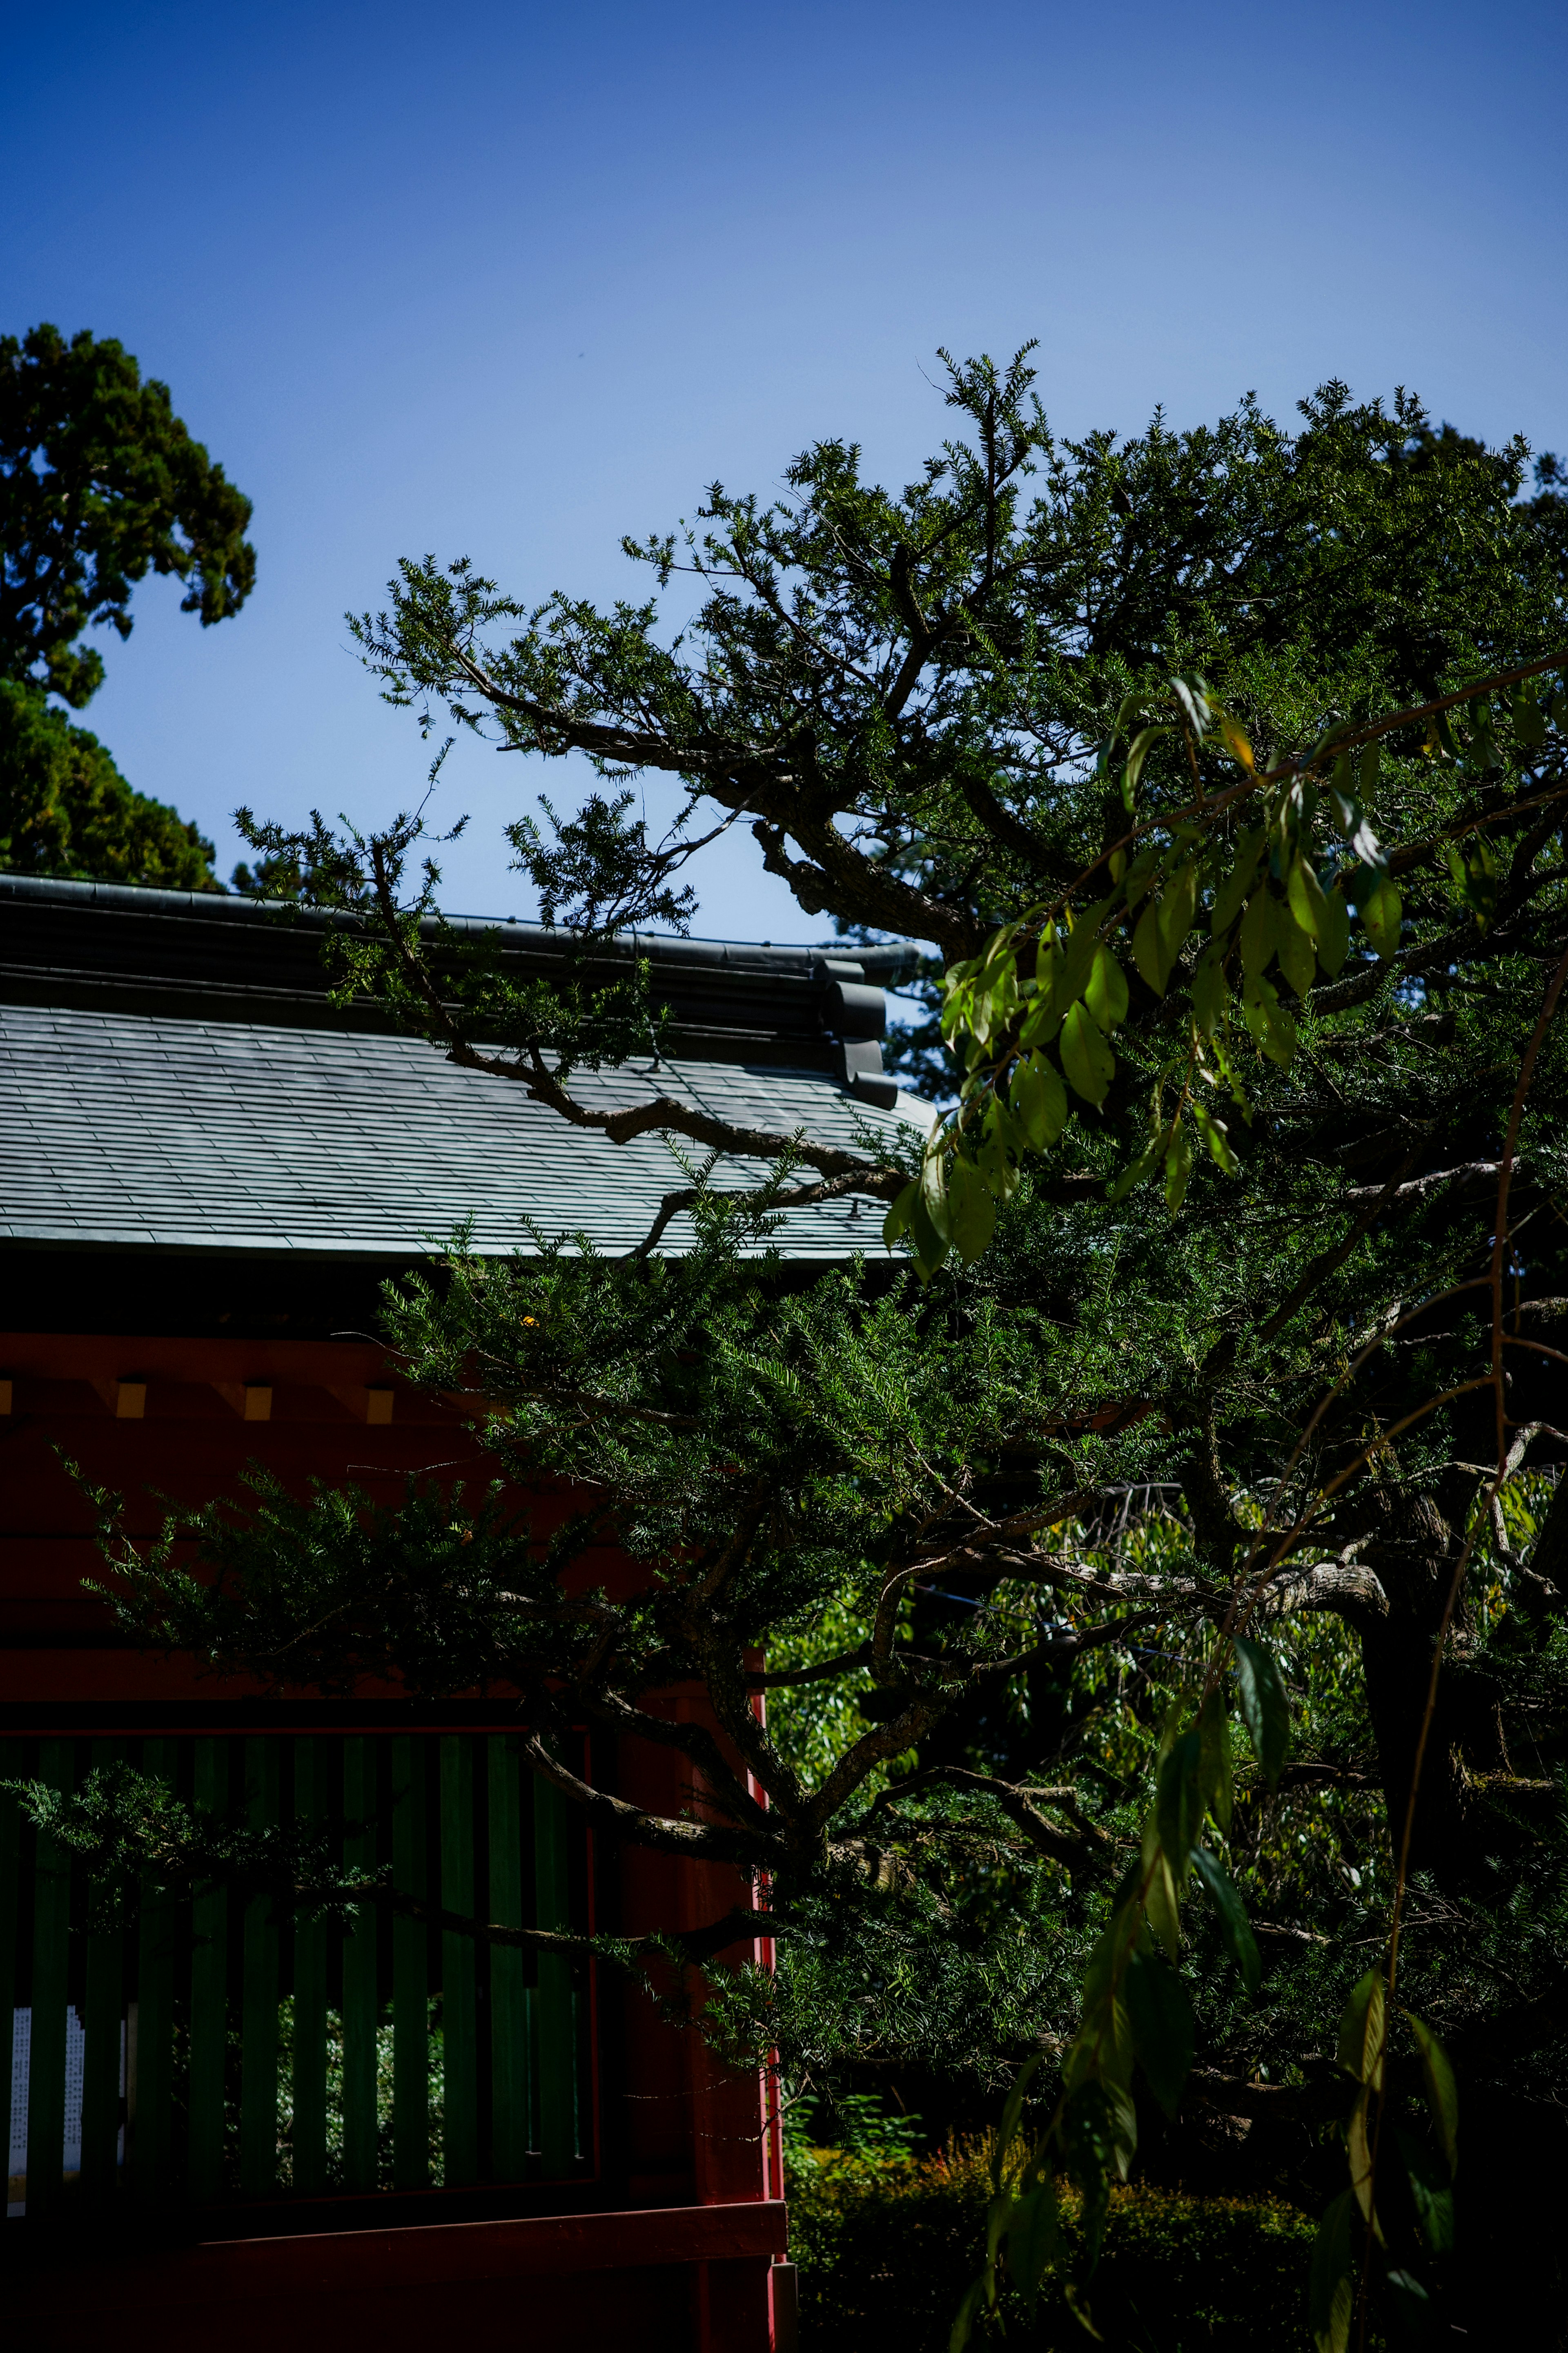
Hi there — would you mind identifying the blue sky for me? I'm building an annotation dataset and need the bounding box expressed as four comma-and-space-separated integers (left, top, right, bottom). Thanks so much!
3, 0, 1564, 943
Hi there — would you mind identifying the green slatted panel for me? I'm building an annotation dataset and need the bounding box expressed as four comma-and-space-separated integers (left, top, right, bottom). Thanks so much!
439, 1737, 478, 2184
486, 1737, 530, 2180
239, 1740, 281, 2198
291, 1739, 329, 2195
532, 1766, 576, 2172
131, 1739, 178, 2202
340, 1737, 379, 2193
186, 1740, 229, 2201
80, 1739, 125, 2202
390, 1737, 428, 2190
24, 1740, 73, 2217
0, 1780, 20, 2217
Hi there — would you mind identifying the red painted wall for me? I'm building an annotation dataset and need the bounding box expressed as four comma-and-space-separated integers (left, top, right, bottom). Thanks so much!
0, 1329, 791, 2352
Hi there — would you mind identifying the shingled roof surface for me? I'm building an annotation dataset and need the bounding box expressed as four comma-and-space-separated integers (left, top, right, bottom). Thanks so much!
0, 877, 927, 1262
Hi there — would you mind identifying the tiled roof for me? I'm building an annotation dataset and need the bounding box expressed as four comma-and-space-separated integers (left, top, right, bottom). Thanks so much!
0, 998, 921, 1263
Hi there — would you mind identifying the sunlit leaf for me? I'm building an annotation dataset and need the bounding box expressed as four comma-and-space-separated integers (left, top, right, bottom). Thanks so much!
1193, 1103, 1239, 1178
1359, 869, 1402, 958
1010, 1052, 1067, 1151
1085, 941, 1129, 1032
1163, 1117, 1193, 1212
920, 1144, 953, 1243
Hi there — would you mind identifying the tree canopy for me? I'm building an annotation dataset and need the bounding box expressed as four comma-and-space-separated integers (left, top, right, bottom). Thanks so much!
0, 678, 219, 887
30, 351, 1568, 2342
0, 322, 254, 708
0, 323, 252, 889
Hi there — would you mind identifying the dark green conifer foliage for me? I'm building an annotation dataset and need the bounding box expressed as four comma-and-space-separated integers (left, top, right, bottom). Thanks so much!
20, 353, 1568, 2342
0, 322, 253, 885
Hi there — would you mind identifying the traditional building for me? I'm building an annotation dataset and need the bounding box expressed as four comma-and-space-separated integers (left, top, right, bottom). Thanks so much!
0, 872, 919, 2351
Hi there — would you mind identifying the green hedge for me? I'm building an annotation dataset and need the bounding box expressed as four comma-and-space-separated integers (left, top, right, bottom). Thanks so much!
788, 2140, 1322, 2351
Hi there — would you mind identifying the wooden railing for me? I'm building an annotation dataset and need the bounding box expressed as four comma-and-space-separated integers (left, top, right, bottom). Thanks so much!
2, 1732, 592, 2224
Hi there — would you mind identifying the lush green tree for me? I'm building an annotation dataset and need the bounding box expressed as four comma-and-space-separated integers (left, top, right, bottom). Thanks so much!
0, 322, 254, 708
0, 677, 219, 886
0, 322, 253, 887
27, 353, 1568, 2342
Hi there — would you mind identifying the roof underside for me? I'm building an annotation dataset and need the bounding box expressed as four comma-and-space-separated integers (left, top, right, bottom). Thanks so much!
0, 1001, 915, 1260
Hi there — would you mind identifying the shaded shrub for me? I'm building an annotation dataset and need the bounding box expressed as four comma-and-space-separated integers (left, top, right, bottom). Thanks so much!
789, 2136, 1320, 2351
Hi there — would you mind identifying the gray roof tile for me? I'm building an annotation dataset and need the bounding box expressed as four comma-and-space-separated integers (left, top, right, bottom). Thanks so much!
0, 1003, 924, 1261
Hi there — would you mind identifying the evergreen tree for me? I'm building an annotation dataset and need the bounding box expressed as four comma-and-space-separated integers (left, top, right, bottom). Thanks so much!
0, 322, 253, 885
29, 352, 1568, 2338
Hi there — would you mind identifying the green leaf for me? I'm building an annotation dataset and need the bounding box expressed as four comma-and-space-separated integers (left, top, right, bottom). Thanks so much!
1123, 723, 1168, 809
1158, 862, 1198, 961
908, 1189, 949, 1280
1141, 1822, 1181, 1961
1163, 1117, 1193, 1212
1198, 1689, 1234, 1829
1002, 2174, 1061, 2311
1274, 897, 1316, 997
1239, 886, 1273, 978
948, 2275, 989, 2353
1316, 880, 1350, 976
1054, 901, 1112, 1013
882, 1180, 917, 1250
1107, 1138, 1162, 1203
1359, 740, 1379, 798
1308, 2190, 1356, 2353
1405, 2011, 1458, 2175
1515, 684, 1547, 749
1155, 1728, 1202, 1865
920, 1145, 952, 1243
1286, 853, 1330, 941
1131, 897, 1169, 995
1210, 829, 1264, 936
1336, 1968, 1386, 2090
1385, 2270, 1431, 2331
1010, 1052, 1067, 1151
1359, 868, 1402, 958
1241, 972, 1296, 1066
1190, 1845, 1261, 1996
1125, 1949, 1194, 2119
1193, 1103, 1239, 1177
1234, 1635, 1290, 1786
1085, 941, 1129, 1032
993, 2053, 1043, 2190
948, 1151, 997, 1264
1394, 2124, 1454, 2255
1191, 940, 1228, 1035
1060, 1001, 1116, 1107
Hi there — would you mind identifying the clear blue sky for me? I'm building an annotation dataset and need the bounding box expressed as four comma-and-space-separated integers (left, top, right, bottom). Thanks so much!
4, 0, 1564, 942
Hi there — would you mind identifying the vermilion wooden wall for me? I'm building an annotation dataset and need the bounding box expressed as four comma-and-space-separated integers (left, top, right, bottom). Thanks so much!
0, 1328, 791, 2353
